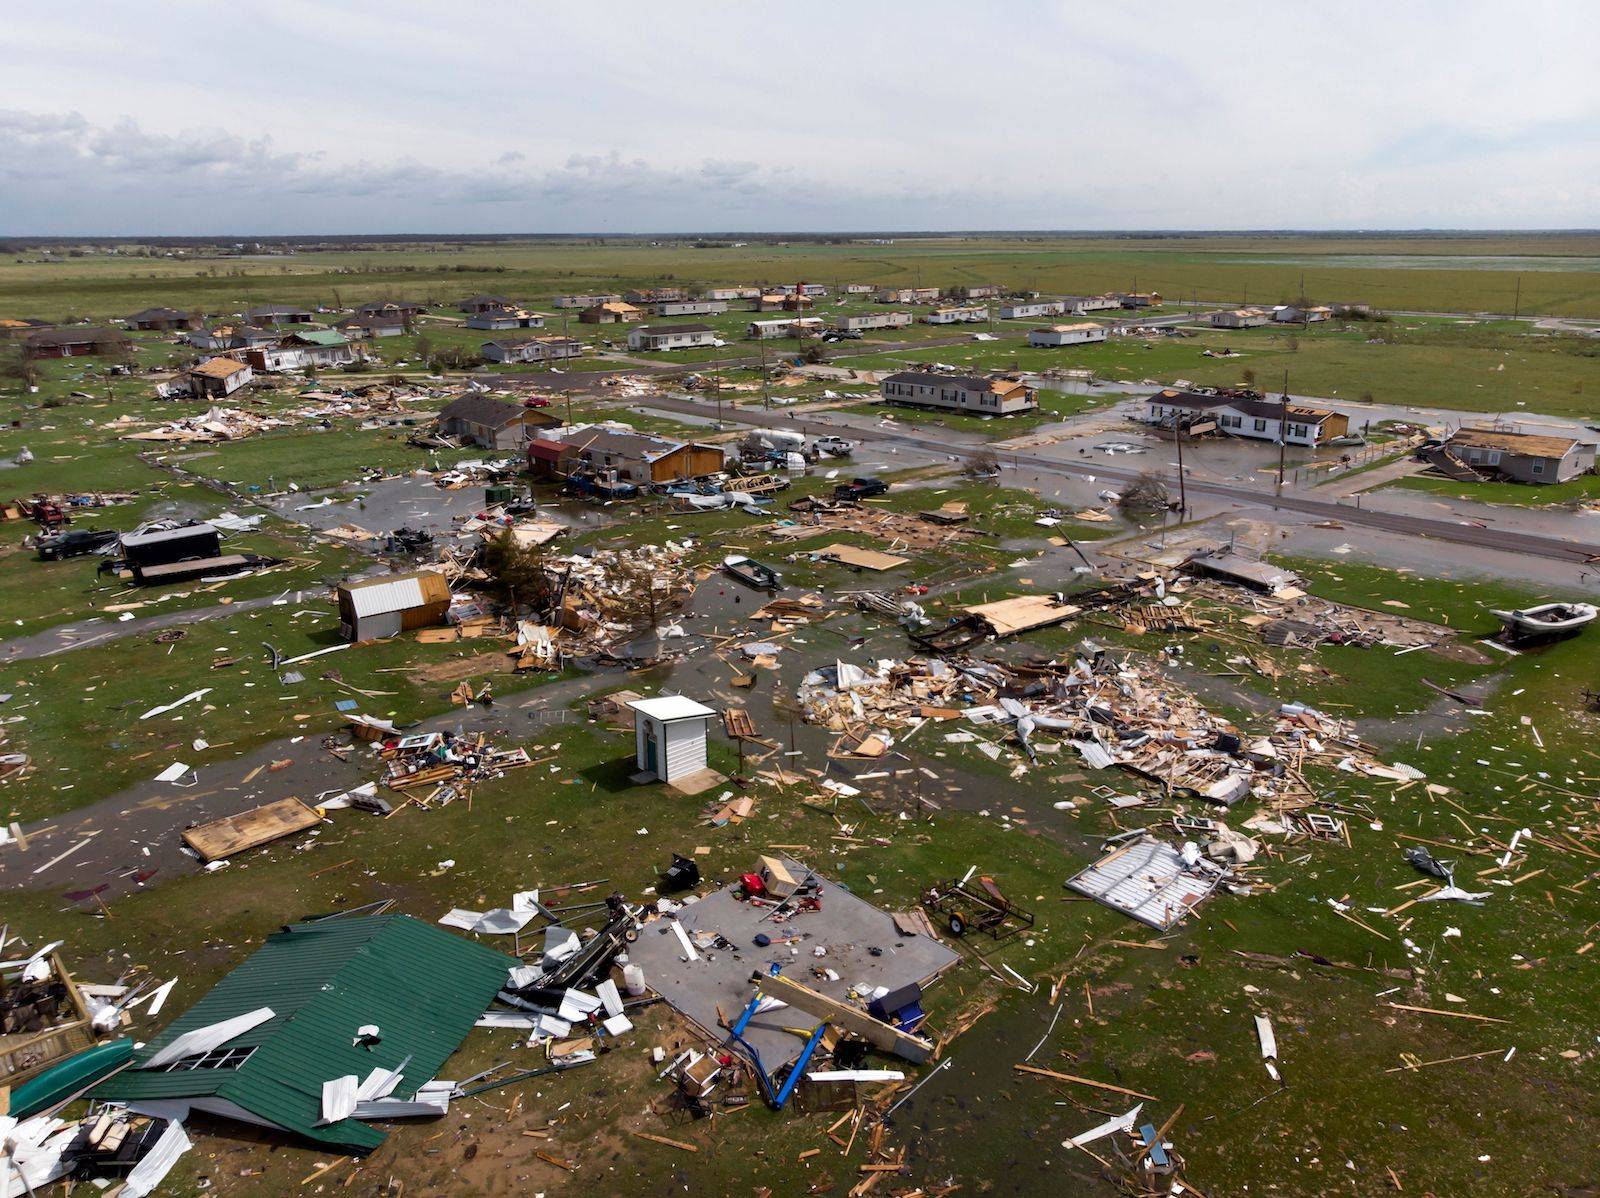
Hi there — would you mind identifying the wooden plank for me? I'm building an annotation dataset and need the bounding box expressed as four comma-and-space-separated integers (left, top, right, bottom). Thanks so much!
751, 971, 933, 1064
1012, 1064, 1157, 1101
633, 1131, 698, 1152
1385, 1002, 1510, 1025
181, 798, 321, 863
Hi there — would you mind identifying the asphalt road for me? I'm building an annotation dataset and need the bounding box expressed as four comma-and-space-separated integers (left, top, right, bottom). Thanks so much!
642, 393, 1600, 564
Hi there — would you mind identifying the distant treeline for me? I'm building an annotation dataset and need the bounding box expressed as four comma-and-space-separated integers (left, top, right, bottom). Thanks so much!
5, 229, 1595, 255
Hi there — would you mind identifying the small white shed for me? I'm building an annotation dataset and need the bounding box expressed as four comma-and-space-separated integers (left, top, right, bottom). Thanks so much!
628, 695, 716, 783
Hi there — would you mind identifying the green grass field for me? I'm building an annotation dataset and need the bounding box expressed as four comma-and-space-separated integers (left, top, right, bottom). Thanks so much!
6, 234, 1600, 323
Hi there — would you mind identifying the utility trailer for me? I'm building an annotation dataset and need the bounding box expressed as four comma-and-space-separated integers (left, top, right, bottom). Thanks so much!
921, 875, 1035, 940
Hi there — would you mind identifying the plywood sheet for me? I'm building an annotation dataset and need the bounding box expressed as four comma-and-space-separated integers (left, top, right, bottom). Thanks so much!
181, 797, 322, 862
815, 543, 909, 571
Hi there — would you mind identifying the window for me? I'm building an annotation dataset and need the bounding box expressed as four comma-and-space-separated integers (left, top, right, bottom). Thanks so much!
162, 1045, 257, 1072
1531, 460, 1545, 475
1253, 419, 1267, 432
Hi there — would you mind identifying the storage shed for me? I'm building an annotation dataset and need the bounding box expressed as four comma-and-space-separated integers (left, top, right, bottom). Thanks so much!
628, 695, 716, 783
336, 570, 452, 641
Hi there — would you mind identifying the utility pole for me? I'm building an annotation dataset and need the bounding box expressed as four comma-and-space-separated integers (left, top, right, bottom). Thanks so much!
759, 340, 770, 410
1512, 274, 1522, 321
1174, 414, 1187, 516
1276, 369, 1290, 501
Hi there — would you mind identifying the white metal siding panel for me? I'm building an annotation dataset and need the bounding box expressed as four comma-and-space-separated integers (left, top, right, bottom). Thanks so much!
348, 577, 425, 618
662, 720, 707, 782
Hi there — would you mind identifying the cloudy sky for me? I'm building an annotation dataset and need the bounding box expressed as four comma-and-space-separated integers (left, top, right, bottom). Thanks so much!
4, 1, 1597, 235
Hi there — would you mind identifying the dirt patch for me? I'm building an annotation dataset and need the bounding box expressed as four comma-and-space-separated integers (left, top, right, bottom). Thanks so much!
408, 650, 519, 685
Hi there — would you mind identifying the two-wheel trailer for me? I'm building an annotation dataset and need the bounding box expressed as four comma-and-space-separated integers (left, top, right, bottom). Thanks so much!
921, 875, 1035, 940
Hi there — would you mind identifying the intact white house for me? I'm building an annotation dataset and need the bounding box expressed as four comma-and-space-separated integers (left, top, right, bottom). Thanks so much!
1144, 388, 1351, 447
481, 336, 583, 364
880, 371, 1038, 416
1210, 307, 1270, 328
924, 305, 987, 325
628, 694, 715, 784
466, 309, 546, 331
1064, 295, 1122, 314
627, 323, 718, 351
653, 299, 728, 317
1028, 322, 1107, 347
553, 292, 622, 308
748, 317, 824, 339
1272, 304, 1332, 323
838, 311, 912, 332
1000, 300, 1064, 320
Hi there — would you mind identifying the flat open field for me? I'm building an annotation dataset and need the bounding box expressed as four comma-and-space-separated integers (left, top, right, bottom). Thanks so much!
6, 233, 1600, 321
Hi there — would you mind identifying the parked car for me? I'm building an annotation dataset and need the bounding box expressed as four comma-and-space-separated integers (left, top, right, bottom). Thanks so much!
35, 528, 119, 561
833, 476, 889, 500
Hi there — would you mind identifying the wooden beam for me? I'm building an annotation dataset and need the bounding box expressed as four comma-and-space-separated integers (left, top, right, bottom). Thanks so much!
1012, 1064, 1157, 1101
749, 971, 933, 1064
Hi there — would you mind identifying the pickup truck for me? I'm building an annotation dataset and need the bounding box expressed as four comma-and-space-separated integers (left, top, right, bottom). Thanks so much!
833, 477, 889, 501
35, 528, 119, 561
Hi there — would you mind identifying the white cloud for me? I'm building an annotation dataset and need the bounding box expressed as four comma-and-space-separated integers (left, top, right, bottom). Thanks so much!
1, 1, 1597, 233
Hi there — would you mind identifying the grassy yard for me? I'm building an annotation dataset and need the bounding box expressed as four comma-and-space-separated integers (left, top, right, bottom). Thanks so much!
1387, 470, 1600, 507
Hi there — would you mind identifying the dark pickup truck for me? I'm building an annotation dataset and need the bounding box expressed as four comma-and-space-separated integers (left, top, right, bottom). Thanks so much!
833, 477, 890, 500
35, 528, 119, 561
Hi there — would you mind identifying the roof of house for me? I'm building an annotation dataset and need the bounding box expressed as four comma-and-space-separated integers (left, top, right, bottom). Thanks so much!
339, 569, 451, 616
439, 393, 527, 429
1034, 322, 1102, 334
1449, 427, 1584, 458
26, 326, 129, 347
191, 357, 249, 379
336, 313, 406, 330
636, 323, 714, 336
628, 695, 716, 722
94, 914, 514, 1154
128, 307, 190, 322
567, 427, 711, 463
283, 329, 350, 347
1149, 388, 1337, 424
884, 371, 1025, 394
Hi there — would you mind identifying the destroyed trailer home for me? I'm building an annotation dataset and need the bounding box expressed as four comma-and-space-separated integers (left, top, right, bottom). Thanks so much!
628, 857, 960, 1081
1438, 427, 1597, 484
798, 636, 1416, 814
94, 914, 515, 1155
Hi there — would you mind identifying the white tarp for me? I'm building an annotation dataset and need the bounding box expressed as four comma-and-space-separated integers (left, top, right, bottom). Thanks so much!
320, 1075, 358, 1125
121, 1120, 193, 1198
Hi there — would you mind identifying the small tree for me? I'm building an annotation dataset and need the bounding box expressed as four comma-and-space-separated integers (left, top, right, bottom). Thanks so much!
963, 447, 1000, 478
1118, 472, 1171, 512
1240, 367, 1256, 389
610, 556, 671, 635
478, 529, 552, 611
0, 346, 41, 390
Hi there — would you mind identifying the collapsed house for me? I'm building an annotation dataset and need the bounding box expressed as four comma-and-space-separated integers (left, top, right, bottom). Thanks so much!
93, 914, 515, 1154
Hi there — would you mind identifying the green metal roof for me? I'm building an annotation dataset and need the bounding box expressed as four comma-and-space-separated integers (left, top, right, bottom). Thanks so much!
95, 914, 513, 1154
287, 329, 349, 347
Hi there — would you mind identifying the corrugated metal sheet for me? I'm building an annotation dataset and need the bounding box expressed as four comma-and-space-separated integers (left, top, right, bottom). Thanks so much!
95, 915, 514, 1154
1066, 839, 1218, 932
347, 577, 424, 619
